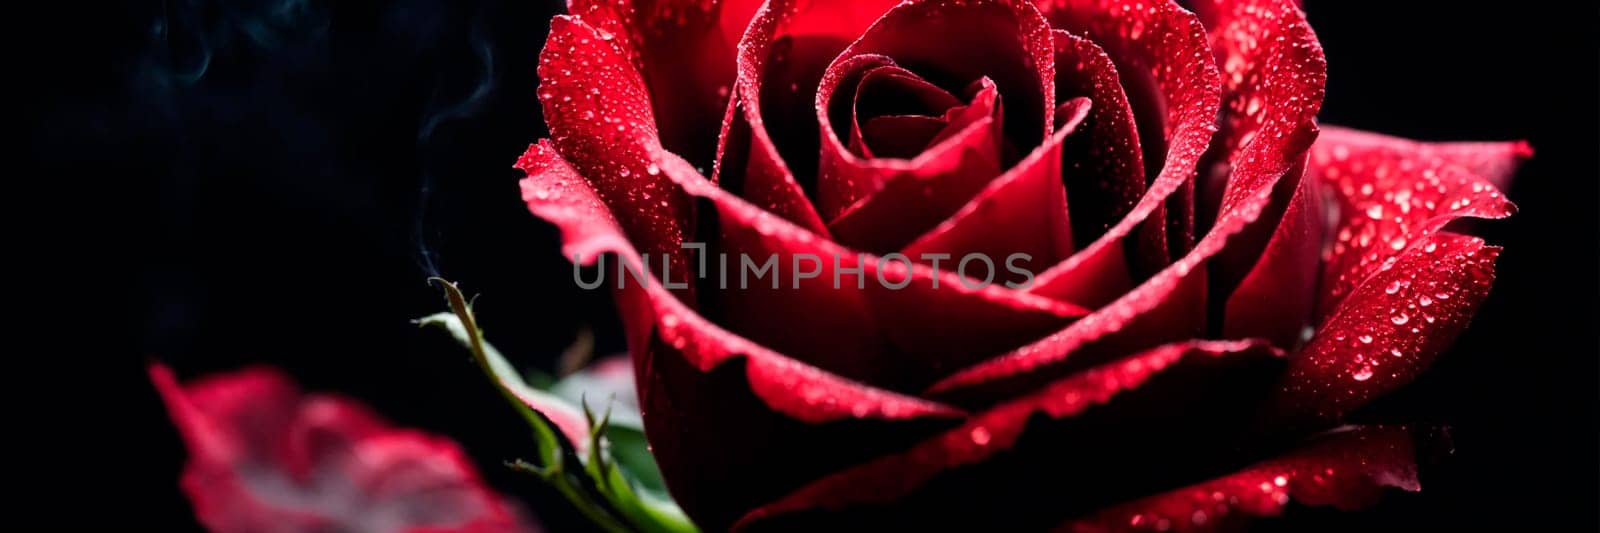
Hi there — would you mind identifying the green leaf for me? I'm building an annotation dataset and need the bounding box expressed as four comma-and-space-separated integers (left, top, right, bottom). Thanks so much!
419, 278, 698, 533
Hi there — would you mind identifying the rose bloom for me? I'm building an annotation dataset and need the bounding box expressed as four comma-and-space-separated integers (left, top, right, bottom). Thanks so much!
516, 0, 1528, 530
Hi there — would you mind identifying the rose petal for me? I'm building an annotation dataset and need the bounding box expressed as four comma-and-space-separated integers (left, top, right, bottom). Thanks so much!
1051, 29, 1151, 252
520, 140, 961, 422
813, 0, 1056, 252
653, 150, 1088, 392
1059, 425, 1419, 532
1024, 0, 1225, 307
735, 340, 1285, 530
1195, 0, 1327, 349
901, 97, 1093, 283
721, 0, 903, 231
1309, 126, 1520, 318
856, 114, 951, 158
818, 57, 1007, 252
535, 16, 695, 293
531, 5, 1089, 395
928, 0, 1326, 404
521, 142, 970, 531
1220, 158, 1324, 349
1413, 139, 1533, 192
846, 64, 966, 158
149, 364, 535, 533
716, 98, 832, 234
567, 0, 763, 167
1267, 231, 1500, 426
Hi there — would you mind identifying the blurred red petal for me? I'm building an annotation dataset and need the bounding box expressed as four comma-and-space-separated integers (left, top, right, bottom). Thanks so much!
149, 364, 536, 533
1060, 425, 1419, 532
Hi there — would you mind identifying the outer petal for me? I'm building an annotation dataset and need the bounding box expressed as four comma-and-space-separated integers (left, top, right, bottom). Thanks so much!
1416, 139, 1533, 192
1267, 231, 1500, 426
149, 364, 535, 533
1060, 425, 1419, 532
1309, 126, 1520, 318
566, 0, 763, 167
519, 141, 966, 530
736, 340, 1285, 530
537, 16, 695, 294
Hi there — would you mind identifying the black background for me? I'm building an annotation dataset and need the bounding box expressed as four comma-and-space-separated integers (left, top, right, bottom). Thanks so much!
31, 0, 1596, 530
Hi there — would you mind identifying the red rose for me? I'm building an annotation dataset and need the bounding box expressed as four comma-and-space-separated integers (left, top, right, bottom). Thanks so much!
516, 0, 1528, 529
149, 363, 537, 533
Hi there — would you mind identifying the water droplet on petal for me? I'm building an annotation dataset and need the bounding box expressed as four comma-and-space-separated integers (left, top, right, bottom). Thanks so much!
969, 426, 992, 446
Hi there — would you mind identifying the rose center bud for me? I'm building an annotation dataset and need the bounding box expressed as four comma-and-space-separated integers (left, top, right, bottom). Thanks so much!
845, 67, 1005, 159
811, 0, 1061, 257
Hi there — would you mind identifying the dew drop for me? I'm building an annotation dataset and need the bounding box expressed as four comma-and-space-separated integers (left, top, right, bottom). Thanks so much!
1352, 366, 1374, 381
969, 426, 992, 446
1391, 313, 1409, 325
